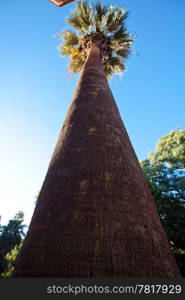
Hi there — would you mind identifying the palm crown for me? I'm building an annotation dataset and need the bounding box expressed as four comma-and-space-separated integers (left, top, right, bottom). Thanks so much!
60, 0, 133, 78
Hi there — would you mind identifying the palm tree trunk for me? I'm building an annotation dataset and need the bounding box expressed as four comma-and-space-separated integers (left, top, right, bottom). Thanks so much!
13, 46, 180, 277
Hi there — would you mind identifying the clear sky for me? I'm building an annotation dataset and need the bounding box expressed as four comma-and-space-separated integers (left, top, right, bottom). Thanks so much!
0, 0, 185, 226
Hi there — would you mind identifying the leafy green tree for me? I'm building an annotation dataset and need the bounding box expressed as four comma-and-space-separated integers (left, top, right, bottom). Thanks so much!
141, 129, 185, 276
0, 212, 26, 276
141, 159, 185, 249
0, 211, 25, 256
151, 129, 185, 169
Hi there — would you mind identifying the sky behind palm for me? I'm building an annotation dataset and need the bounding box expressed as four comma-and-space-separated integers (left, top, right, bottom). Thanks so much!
0, 0, 185, 226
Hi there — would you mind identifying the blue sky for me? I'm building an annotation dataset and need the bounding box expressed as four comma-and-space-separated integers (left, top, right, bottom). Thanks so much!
0, 0, 185, 226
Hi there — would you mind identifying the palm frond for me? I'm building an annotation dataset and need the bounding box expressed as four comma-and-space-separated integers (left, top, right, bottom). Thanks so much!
94, 2, 108, 29
104, 56, 125, 78
113, 8, 128, 28
60, 44, 74, 56
62, 30, 79, 46
110, 36, 133, 53
105, 6, 116, 29
69, 53, 85, 73
113, 26, 126, 40
110, 56, 125, 72
77, 0, 93, 31
59, 1, 133, 79
115, 48, 130, 58
67, 12, 85, 33
106, 7, 128, 33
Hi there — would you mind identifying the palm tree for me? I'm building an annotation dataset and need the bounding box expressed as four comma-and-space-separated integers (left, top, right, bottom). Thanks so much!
13, 1, 180, 277
60, 1, 132, 78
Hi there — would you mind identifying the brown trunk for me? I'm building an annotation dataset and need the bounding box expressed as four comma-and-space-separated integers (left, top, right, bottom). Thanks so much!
13, 46, 180, 277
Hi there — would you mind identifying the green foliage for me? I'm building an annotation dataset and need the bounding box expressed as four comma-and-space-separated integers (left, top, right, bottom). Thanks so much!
141, 159, 185, 250
0, 254, 7, 275
0, 212, 26, 277
151, 129, 185, 169
95, 2, 108, 26
174, 249, 185, 277
62, 31, 79, 46
140, 129, 185, 276
104, 56, 125, 79
0, 211, 25, 256
59, 0, 133, 78
1, 241, 23, 278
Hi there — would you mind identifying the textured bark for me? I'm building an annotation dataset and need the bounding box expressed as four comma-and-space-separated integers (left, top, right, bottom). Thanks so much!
13, 46, 180, 277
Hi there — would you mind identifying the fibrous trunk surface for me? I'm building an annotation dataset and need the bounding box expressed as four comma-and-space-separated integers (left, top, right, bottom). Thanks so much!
13, 46, 180, 277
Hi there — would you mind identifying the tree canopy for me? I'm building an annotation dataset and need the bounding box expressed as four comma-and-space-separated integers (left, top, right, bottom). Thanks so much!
0, 211, 25, 256
0, 212, 26, 276
141, 159, 185, 249
141, 129, 185, 276
150, 129, 185, 169
59, 0, 133, 78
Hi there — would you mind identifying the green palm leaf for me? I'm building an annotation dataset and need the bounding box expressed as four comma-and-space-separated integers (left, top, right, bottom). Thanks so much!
62, 30, 79, 46
59, 0, 133, 79
67, 12, 85, 33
